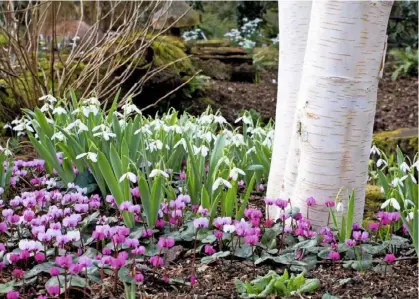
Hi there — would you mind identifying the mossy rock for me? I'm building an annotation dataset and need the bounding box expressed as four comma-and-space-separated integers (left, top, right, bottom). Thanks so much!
363, 185, 385, 221
187, 39, 233, 49
373, 128, 418, 158
192, 58, 232, 80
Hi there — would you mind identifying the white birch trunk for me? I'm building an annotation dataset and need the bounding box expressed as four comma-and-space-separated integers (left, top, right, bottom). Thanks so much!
287, 0, 393, 229
266, 1, 312, 219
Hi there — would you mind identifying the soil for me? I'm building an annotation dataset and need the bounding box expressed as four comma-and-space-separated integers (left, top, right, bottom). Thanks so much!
187, 62, 418, 132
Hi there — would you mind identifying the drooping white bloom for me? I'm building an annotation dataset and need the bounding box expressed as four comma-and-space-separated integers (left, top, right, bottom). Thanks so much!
212, 177, 232, 191
410, 174, 417, 184
134, 125, 152, 136
65, 119, 88, 133
0, 146, 12, 156
381, 197, 400, 210
235, 115, 252, 125
119, 172, 137, 183
148, 140, 163, 152
403, 199, 415, 208
376, 159, 388, 168
40, 103, 53, 112
392, 176, 407, 188
83, 97, 100, 106
149, 169, 169, 178
76, 152, 98, 163
370, 145, 380, 156
82, 105, 99, 117
246, 147, 256, 155
201, 131, 215, 143
52, 107, 67, 115
174, 138, 188, 151
51, 132, 66, 141
93, 131, 116, 141
229, 167, 245, 181
336, 202, 343, 213
214, 115, 227, 125
197, 114, 213, 125
193, 145, 209, 157
230, 134, 245, 147
39, 94, 57, 103
400, 162, 410, 173
122, 103, 141, 114
13, 121, 34, 132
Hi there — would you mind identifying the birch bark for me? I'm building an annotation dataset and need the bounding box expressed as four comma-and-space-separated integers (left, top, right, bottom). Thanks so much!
266, 1, 312, 219
285, 0, 393, 228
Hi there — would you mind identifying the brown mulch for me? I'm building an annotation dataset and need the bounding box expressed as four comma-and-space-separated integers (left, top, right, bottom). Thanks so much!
188, 62, 418, 133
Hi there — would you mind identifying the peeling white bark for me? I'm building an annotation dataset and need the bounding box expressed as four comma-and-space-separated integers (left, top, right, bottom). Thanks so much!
285, 0, 393, 229
266, 1, 312, 219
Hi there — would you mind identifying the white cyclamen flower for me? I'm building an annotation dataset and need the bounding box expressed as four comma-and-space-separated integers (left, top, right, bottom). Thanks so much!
381, 198, 400, 211
229, 167, 245, 181
212, 177, 232, 191
119, 172, 137, 183
76, 152, 98, 163
149, 169, 169, 178
223, 224, 236, 233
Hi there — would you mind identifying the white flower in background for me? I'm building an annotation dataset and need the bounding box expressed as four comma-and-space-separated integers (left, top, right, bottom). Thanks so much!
174, 138, 188, 151
13, 120, 34, 132
370, 145, 380, 156
82, 105, 99, 117
119, 172, 137, 183
0, 146, 12, 156
51, 132, 66, 141
92, 124, 115, 140
212, 177, 232, 191
122, 103, 141, 114
150, 119, 164, 130
230, 134, 245, 147
135, 125, 152, 135
409, 174, 417, 184
148, 140, 163, 152
249, 127, 266, 137
39, 94, 57, 103
229, 167, 245, 181
223, 157, 230, 166
381, 198, 400, 210
403, 199, 415, 208
201, 131, 215, 143
246, 147, 256, 155
197, 115, 213, 125
376, 159, 388, 168
3, 123, 11, 130
412, 160, 419, 171
65, 120, 88, 133
214, 115, 227, 125
193, 145, 209, 157
46, 117, 54, 124
67, 183, 87, 194
45, 177, 57, 188
67, 230, 81, 242
52, 107, 67, 115
407, 212, 414, 221
235, 115, 252, 125
336, 202, 343, 212
400, 162, 410, 173
172, 125, 183, 134
83, 97, 100, 106
391, 176, 407, 188
76, 152, 98, 163
40, 103, 53, 112
71, 108, 80, 115
149, 169, 169, 178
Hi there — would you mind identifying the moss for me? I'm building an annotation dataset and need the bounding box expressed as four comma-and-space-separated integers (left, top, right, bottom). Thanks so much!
253, 47, 279, 69
0, 33, 7, 46
373, 128, 418, 158
363, 185, 385, 221
188, 39, 233, 48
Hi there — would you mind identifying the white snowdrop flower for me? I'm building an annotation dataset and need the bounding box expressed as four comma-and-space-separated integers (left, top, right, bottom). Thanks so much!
67, 230, 81, 242
122, 103, 141, 114
214, 115, 227, 125
412, 160, 419, 171
92, 124, 108, 132
39, 94, 57, 103
51, 132, 66, 141
174, 138, 187, 151
223, 157, 230, 166
376, 159, 388, 168
172, 125, 183, 134
370, 145, 380, 156
93, 131, 116, 141
229, 167, 245, 181
3, 123, 11, 130
410, 174, 417, 184
198, 115, 213, 125
392, 176, 407, 188
150, 119, 164, 130
234, 115, 252, 125
134, 125, 152, 136
76, 152, 98, 163
250, 127, 266, 137
0, 146, 12, 156
230, 134, 245, 147
407, 212, 414, 221
193, 145, 209, 157
201, 131, 215, 143
400, 162, 410, 173
46, 117, 54, 124
119, 172, 137, 183
82, 105, 99, 117
83, 97, 100, 106
212, 177, 232, 191
336, 202, 343, 213
380, 186, 385, 194
148, 140, 163, 152
52, 107, 67, 115
149, 169, 169, 178
13, 121, 34, 132
223, 224, 236, 234
381, 198, 400, 211
40, 103, 53, 112
404, 199, 415, 208
71, 108, 80, 115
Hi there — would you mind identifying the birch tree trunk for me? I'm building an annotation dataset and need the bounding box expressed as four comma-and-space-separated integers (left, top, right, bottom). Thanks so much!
266, 1, 312, 219
284, 0, 393, 229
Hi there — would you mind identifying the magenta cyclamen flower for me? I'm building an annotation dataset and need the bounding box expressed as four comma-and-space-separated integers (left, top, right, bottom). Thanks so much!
193, 217, 209, 229
328, 251, 340, 261
55, 255, 73, 268
6, 291, 19, 299
244, 234, 259, 246
12, 269, 24, 279
325, 201, 335, 208
34, 252, 45, 263
275, 199, 288, 209
149, 255, 164, 267
157, 237, 175, 249
50, 267, 61, 277
132, 246, 145, 255
47, 285, 60, 296
306, 197, 316, 206
134, 273, 144, 282
369, 222, 380, 231
384, 253, 396, 264
264, 198, 275, 206
204, 245, 216, 255
345, 239, 356, 247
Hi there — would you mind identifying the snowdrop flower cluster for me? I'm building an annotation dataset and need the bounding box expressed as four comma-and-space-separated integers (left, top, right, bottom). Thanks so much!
182, 28, 204, 41
224, 18, 262, 49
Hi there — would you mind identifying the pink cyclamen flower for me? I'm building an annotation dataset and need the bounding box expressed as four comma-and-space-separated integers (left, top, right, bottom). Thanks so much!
157, 237, 175, 249
193, 217, 209, 229
275, 199, 288, 209
190, 275, 197, 285
12, 269, 24, 279
328, 251, 340, 261
384, 253, 396, 264
264, 198, 275, 206
360, 231, 369, 242
149, 255, 164, 267
214, 231, 223, 239
257, 184, 264, 191
47, 285, 60, 297
132, 246, 145, 255
345, 239, 356, 247
6, 291, 19, 299
204, 245, 216, 255
50, 267, 61, 277
134, 273, 144, 282
306, 197, 316, 206
325, 201, 335, 208
368, 222, 380, 231
55, 255, 72, 268
244, 234, 259, 246
34, 252, 46, 263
